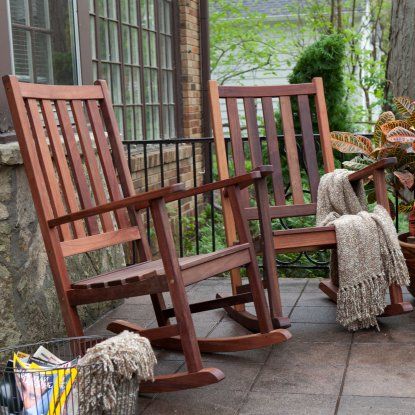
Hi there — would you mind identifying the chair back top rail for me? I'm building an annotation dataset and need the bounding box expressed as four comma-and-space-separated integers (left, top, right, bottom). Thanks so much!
210, 77, 335, 220
3, 75, 149, 258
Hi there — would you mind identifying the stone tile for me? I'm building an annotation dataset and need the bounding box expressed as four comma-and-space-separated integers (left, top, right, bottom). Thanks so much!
290, 306, 337, 324
278, 278, 308, 292
289, 323, 352, 344
337, 396, 415, 415
354, 325, 415, 344
239, 391, 337, 415
304, 278, 324, 292
142, 388, 246, 415
106, 303, 156, 324
343, 365, 415, 398
253, 364, 345, 395
268, 342, 349, 368
348, 343, 415, 368
296, 291, 336, 307
275, 292, 302, 307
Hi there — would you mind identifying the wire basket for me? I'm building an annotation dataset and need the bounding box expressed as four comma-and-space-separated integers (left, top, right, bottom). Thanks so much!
0, 336, 139, 415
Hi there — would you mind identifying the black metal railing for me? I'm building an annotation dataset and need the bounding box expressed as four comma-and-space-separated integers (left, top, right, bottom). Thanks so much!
122, 134, 395, 277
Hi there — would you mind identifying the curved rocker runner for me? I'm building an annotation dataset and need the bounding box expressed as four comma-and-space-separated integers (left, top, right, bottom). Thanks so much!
3, 75, 291, 394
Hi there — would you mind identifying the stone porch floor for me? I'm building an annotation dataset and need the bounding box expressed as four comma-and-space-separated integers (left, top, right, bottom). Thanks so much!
87, 278, 415, 415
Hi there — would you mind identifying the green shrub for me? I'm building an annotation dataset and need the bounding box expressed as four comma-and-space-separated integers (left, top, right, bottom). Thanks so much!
288, 34, 351, 131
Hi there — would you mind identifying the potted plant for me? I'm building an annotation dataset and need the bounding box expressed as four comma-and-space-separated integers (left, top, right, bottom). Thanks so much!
331, 97, 415, 295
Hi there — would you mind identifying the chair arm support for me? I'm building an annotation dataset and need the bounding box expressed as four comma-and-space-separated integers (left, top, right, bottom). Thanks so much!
48, 183, 184, 228
164, 166, 274, 203
348, 157, 397, 182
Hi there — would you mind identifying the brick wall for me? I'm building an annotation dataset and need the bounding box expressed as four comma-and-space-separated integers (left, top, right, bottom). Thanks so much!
179, 0, 203, 138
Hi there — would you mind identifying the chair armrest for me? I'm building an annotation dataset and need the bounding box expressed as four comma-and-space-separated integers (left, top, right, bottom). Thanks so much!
48, 183, 184, 228
348, 157, 397, 182
164, 166, 274, 203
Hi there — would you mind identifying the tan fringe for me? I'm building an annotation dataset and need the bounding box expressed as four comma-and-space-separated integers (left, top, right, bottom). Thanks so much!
337, 273, 387, 331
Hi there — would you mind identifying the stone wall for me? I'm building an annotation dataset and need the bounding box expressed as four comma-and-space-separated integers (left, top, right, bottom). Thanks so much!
0, 142, 125, 348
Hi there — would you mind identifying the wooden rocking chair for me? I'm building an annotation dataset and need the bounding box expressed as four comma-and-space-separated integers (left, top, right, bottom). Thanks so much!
209, 77, 413, 331
3, 75, 291, 393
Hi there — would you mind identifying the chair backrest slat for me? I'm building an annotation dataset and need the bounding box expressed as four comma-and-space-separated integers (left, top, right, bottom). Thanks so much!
85, 99, 130, 230
41, 99, 86, 238
279, 96, 304, 205
26, 98, 73, 240
70, 100, 114, 233
4, 76, 150, 262
297, 94, 319, 203
226, 97, 250, 208
210, 77, 335, 223
261, 97, 285, 205
55, 100, 100, 235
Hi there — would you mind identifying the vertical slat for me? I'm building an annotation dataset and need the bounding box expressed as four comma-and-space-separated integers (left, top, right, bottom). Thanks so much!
71, 100, 114, 232
26, 99, 72, 240
41, 100, 86, 238
209, 80, 243, 301
279, 96, 304, 205
312, 77, 335, 172
55, 100, 99, 235
297, 95, 320, 203
262, 97, 285, 205
243, 98, 263, 167
226, 98, 249, 208
85, 99, 130, 229
96, 80, 152, 261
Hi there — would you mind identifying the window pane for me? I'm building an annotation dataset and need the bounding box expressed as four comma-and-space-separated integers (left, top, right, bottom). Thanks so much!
148, 0, 155, 30
12, 27, 31, 81
122, 25, 131, 64
124, 66, 133, 104
120, 0, 129, 23
162, 105, 169, 139
153, 107, 160, 139
10, 0, 27, 25
141, 0, 148, 28
89, 0, 95, 13
134, 108, 143, 139
164, 1, 171, 35
150, 32, 157, 67
142, 31, 150, 66
90, 16, 96, 59
99, 19, 110, 60
33, 31, 52, 83
151, 68, 158, 103
109, 21, 119, 61
169, 106, 175, 137
108, 0, 117, 19
125, 107, 134, 140
115, 107, 124, 136
133, 67, 141, 104
144, 68, 151, 103
159, 1, 165, 33
130, 0, 138, 25
31, 0, 48, 28
112, 65, 122, 104
160, 36, 166, 69
97, 0, 107, 17
145, 106, 152, 139
131, 28, 139, 65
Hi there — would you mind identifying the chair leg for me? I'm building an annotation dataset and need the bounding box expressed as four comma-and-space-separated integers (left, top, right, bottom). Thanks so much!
151, 293, 170, 326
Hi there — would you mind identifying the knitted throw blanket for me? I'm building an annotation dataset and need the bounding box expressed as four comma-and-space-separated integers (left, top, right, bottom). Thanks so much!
316, 169, 409, 331
77, 331, 157, 414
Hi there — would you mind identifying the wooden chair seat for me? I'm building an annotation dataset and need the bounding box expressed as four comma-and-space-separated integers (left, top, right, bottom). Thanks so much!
72, 244, 250, 291
273, 226, 337, 253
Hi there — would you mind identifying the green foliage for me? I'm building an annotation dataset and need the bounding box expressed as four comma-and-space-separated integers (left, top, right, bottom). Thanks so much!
209, 0, 283, 85
288, 34, 351, 131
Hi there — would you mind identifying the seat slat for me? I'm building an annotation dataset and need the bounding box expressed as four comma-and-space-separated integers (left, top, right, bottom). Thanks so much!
26, 99, 72, 241
279, 96, 304, 205
55, 100, 100, 235
297, 95, 320, 202
41, 100, 86, 238
85, 100, 130, 229
71, 244, 251, 289
261, 97, 285, 205
71, 100, 114, 232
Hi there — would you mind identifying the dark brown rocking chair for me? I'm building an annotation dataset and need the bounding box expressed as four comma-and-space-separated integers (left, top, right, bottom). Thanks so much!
209, 77, 413, 330
3, 75, 291, 393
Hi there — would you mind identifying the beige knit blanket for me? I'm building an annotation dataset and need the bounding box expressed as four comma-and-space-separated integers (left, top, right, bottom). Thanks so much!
316, 169, 409, 331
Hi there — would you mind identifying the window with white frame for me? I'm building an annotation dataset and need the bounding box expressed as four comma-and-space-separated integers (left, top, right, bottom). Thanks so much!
9, 0, 79, 84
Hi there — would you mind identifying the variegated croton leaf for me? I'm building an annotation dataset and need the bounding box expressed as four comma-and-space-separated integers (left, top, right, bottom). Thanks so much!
331, 132, 374, 155
343, 155, 375, 171
373, 111, 395, 147
394, 170, 415, 189
386, 126, 415, 143
380, 120, 412, 137
394, 96, 415, 118
398, 202, 415, 214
